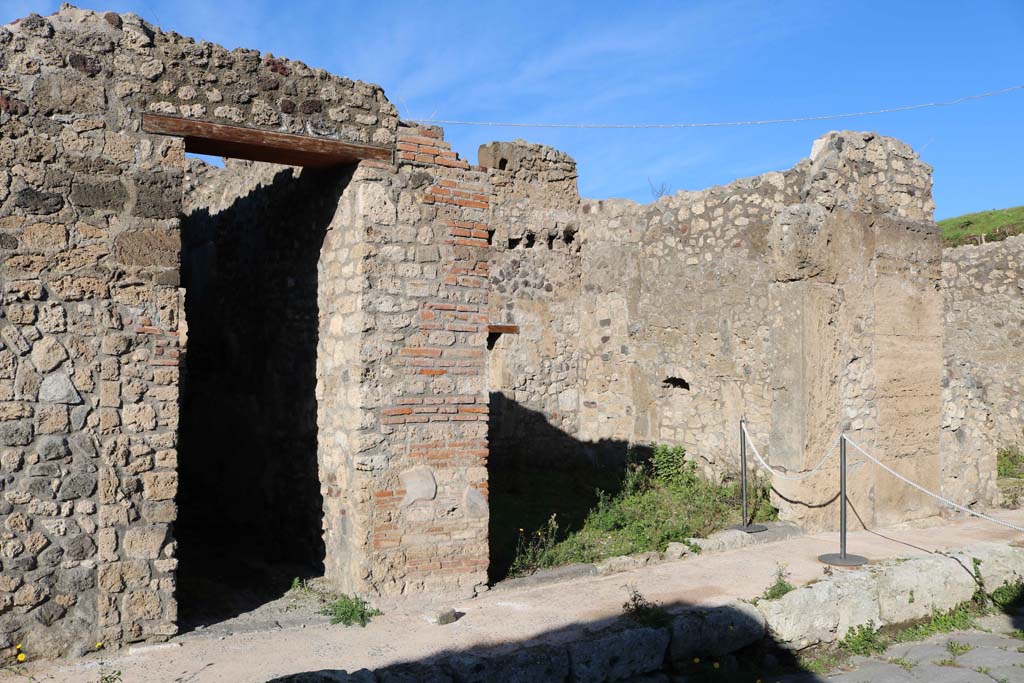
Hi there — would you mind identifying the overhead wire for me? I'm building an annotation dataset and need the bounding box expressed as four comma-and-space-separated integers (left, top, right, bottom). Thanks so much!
410, 84, 1023, 129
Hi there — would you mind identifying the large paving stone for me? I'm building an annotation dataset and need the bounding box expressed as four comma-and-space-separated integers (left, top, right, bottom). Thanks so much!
567, 626, 670, 683
668, 600, 765, 663
271, 671, 375, 683
377, 663, 452, 683
899, 663, 994, 682
446, 644, 569, 683
828, 659, 915, 682
876, 555, 977, 624
760, 581, 836, 650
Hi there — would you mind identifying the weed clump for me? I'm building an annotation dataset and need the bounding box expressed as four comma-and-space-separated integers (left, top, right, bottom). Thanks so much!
319, 594, 382, 627
760, 564, 796, 601
621, 586, 672, 628
839, 621, 888, 656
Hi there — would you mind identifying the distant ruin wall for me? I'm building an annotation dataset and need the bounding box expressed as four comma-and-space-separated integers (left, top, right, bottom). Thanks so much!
576, 169, 801, 474
482, 132, 951, 531
941, 236, 1024, 506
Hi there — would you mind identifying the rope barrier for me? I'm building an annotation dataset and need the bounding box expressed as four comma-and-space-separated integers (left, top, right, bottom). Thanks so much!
739, 424, 1023, 533
741, 422, 838, 481
844, 436, 1024, 533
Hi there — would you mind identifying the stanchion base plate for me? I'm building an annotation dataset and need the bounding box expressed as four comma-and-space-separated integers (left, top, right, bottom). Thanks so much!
731, 524, 768, 534
818, 553, 868, 567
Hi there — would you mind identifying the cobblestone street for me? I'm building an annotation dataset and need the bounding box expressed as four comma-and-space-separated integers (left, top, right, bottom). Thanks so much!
822, 629, 1024, 683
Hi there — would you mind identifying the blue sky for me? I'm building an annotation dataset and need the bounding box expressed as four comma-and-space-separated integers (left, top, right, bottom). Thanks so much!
3, 1, 1022, 219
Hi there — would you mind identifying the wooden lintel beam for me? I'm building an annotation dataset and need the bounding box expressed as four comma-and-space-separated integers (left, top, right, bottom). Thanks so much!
488, 324, 520, 335
142, 113, 392, 168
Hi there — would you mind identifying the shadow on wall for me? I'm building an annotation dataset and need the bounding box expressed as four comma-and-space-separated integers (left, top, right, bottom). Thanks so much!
262, 598, 826, 682
176, 164, 354, 630
488, 393, 652, 582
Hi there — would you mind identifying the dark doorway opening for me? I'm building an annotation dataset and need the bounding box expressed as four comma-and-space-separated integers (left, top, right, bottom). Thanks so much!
175, 161, 353, 629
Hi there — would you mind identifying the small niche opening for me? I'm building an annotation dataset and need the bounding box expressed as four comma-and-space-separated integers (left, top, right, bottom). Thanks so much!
663, 377, 690, 390
524, 232, 536, 248
562, 227, 577, 245
508, 236, 521, 249
546, 234, 556, 250
487, 332, 502, 350
498, 158, 509, 171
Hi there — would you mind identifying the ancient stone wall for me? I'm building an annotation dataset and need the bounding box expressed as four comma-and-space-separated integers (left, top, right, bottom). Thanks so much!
2, 2, 1017, 662
941, 235, 1024, 506
481, 141, 582, 468
0, 4, 397, 656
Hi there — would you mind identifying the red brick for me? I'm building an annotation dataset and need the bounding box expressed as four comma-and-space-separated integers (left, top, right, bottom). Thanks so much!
382, 407, 413, 416
398, 134, 440, 146
399, 347, 443, 358
435, 157, 469, 169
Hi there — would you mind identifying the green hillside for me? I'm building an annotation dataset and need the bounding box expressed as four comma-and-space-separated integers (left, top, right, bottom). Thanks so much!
939, 205, 1024, 247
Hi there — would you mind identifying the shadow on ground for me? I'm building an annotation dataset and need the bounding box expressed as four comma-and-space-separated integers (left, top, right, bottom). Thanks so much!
263, 598, 827, 683
258, 578, 1024, 683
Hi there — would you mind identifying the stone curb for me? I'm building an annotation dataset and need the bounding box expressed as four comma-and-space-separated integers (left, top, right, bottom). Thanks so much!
269, 600, 766, 683
268, 541, 1024, 682
757, 541, 1024, 650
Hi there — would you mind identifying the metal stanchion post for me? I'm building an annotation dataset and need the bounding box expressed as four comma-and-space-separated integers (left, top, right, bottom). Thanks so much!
731, 417, 766, 534
819, 433, 867, 567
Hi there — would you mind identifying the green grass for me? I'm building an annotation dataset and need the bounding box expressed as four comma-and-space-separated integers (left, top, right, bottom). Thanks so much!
830, 599, 985, 667
939, 205, 1024, 247
998, 445, 1024, 479
889, 657, 914, 670
505, 445, 776, 577
991, 579, 1024, 611
946, 640, 973, 657
760, 563, 796, 601
839, 621, 889, 656
890, 604, 977, 643
799, 650, 845, 674
489, 458, 631, 581
319, 595, 382, 627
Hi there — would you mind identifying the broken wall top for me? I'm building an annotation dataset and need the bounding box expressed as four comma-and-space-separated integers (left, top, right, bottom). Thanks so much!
1, 4, 399, 147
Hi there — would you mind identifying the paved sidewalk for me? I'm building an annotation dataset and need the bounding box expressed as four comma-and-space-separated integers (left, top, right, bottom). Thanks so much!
15, 509, 1024, 683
